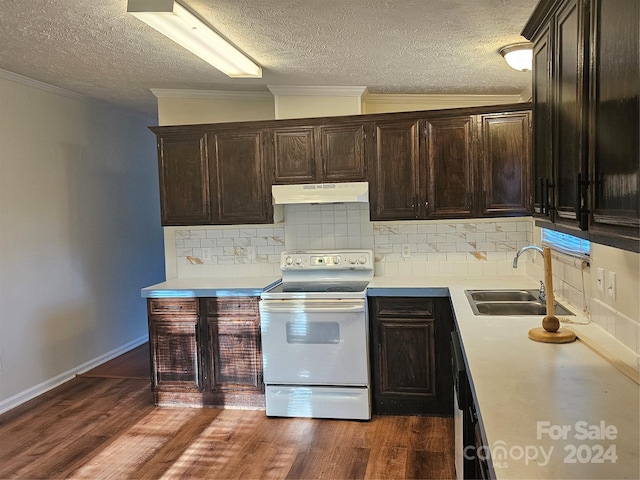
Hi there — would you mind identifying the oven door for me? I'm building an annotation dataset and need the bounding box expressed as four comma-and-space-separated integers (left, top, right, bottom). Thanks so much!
260, 299, 369, 386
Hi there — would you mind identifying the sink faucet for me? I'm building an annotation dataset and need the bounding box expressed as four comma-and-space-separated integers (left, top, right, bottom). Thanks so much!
513, 245, 546, 300
512, 245, 544, 268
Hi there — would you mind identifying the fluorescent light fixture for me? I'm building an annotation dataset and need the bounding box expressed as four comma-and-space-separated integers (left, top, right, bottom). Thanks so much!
499, 42, 533, 72
127, 0, 262, 78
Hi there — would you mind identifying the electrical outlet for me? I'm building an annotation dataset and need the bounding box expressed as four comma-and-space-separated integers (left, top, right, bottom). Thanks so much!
596, 268, 605, 293
608, 271, 616, 300
401, 244, 411, 258
202, 248, 212, 262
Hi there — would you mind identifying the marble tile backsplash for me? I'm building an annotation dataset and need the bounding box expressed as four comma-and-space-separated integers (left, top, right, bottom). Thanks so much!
372, 220, 533, 277
175, 226, 285, 278
173, 203, 534, 279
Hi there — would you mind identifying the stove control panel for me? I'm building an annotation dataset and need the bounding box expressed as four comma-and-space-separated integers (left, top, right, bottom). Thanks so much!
280, 250, 372, 270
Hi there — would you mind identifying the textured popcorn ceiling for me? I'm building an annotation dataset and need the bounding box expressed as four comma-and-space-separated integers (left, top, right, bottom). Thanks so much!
0, 0, 538, 117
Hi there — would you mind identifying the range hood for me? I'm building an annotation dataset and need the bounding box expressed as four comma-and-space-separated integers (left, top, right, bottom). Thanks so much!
272, 182, 369, 205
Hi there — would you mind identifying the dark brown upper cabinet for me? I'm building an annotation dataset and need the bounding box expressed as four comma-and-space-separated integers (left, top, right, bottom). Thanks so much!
370, 119, 421, 220
319, 123, 368, 182
156, 131, 212, 226
424, 116, 475, 218
554, 0, 588, 229
209, 129, 272, 225
528, 0, 588, 230
524, 0, 639, 251
151, 125, 273, 226
370, 106, 531, 221
478, 111, 532, 216
271, 126, 316, 184
151, 103, 530, 227
271, 121, 368, 184
587, 0, 639, 246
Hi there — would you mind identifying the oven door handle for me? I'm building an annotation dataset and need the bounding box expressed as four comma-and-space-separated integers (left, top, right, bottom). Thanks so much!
260, 304, 365, 314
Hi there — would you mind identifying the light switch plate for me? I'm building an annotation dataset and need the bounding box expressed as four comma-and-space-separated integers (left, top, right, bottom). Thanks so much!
597, 268, 605, 293
608, 271, 616, 300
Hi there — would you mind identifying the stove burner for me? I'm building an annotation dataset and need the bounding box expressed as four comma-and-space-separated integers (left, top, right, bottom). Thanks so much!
327, 286, 357, 292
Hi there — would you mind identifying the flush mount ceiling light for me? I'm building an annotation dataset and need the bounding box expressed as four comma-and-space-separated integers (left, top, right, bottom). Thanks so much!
127, 0, 262, 78
499, 42, 533, 72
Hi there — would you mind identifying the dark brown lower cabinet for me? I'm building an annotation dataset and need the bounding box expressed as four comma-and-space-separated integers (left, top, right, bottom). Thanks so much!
204, 297, 264, 408
370, 297, 454, 415
147, 297, 264, 408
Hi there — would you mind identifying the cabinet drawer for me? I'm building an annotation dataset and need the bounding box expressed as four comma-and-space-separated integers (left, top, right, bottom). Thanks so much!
373, 297, 434, 318
205, 297, 259, 316
148, 298, 198, 315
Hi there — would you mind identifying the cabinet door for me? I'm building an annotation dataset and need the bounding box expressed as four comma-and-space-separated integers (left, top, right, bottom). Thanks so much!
209, 130, 271, 224
149, 319, 200, 391
532, 25, 554, 218
318, 123, 367, 182
553, 0, 588, 227
424, 116, 475, 218
370, 120, 421, 220
157, 131, 212, 225
377, 318, 436, 398
207, 317, 262, 393
204, 298, 263, 405
589, 0, 639, 241
272, 127, 316, 184
370, 297, 453, 415
479, 112, 531, 216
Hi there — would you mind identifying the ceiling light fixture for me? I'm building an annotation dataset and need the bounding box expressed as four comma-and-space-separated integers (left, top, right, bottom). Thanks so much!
499, 42, 533, 72
127, 0, 262, 78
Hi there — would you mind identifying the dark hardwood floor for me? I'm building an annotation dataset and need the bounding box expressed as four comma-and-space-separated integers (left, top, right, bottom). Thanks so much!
0, 343, 455, 479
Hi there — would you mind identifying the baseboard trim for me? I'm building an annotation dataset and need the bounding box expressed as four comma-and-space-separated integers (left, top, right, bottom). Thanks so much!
0, 335, 148, 415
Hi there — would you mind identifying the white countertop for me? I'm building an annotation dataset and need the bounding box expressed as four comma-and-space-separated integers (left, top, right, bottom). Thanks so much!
370, 275, 640, 479
141, 276, 281, 298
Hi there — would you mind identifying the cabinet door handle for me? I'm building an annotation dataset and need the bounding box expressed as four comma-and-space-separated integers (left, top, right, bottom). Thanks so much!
576, 173, 589, 230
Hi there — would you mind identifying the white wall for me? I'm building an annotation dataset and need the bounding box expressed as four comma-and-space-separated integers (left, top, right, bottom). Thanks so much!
0, 71, 165, 412
153, 89, 275, 126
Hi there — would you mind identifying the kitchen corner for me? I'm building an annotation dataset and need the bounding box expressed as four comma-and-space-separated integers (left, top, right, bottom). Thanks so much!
369, 275, 640, 479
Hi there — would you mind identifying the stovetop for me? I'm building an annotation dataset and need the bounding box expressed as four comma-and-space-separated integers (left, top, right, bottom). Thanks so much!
266, 281, 369, 294
262, 250, 374, 300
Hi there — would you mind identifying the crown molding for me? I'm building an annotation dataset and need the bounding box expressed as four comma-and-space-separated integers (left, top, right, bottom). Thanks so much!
150, 88, 273, 101
0, 68, 86, 102
267, 85, 368, 97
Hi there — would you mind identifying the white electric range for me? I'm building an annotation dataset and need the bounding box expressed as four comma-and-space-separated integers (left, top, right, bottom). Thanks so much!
260, 249, 373, 420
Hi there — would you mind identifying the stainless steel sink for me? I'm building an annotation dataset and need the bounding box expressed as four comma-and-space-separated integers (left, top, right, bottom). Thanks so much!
468, 290, 537, 302
465, 289, 574, 316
